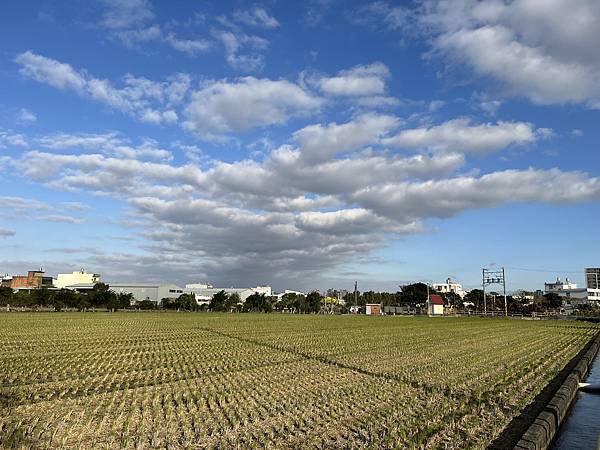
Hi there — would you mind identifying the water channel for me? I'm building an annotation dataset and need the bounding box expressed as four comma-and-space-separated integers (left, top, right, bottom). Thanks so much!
552, 353, 600, 449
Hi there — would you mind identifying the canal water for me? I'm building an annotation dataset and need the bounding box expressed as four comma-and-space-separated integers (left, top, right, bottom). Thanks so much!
552, 354, 600, 450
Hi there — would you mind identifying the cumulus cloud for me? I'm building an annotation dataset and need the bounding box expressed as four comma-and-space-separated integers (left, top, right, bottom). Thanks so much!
6, 112, 598, 288
293, 113, 398, 162
184, 77, 322, 139
422, 0, 600, 107
382, 118, 544, 154
15, 51, 185, 124
352, 168, 600, 222
317, 62, 390, 96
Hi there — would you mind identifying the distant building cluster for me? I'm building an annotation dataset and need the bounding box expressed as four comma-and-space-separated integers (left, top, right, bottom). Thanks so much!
544, 268, 600, 307
0, 268, 288, 306
2, 267, 600, 312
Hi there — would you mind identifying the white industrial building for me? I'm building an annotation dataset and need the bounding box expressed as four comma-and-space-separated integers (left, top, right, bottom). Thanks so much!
54, 269, 101, 289
273, 290, 306, 301
432, 278, 466, 299
184, 284, 272, 305
108, 283, 184, 304
544, 273, 600, 306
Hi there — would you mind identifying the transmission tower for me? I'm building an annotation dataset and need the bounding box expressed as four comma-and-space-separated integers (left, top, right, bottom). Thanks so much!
482, 267, 507, 316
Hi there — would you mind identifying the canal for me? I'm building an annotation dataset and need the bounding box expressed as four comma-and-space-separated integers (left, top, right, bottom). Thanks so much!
552, 353, 600, 449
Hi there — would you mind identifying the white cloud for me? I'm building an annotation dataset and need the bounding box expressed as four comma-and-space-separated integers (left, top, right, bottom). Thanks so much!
164, 34, 211, 55
184, 77, 322, 139
7, 113, 598, 287
293, 113, 398, 162
213, 30, 269, 72
36, 132, 172, 161
383, 118, 543, 154
317, 62, 390, 96
37, 214, 83, 224
17, 108, 37, 124
352, 168, 600, 222
15, 51, 86, 93
15, 51, 187, 124
0, 131, 28, 148
232, 7, 280, 29
423, 0, 600, 107
0, 196, 50, 211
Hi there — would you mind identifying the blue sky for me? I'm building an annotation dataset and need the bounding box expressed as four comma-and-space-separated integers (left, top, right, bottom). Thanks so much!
1, 0, 599, 292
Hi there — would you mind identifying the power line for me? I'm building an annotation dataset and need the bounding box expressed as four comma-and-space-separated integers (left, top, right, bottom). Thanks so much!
505, 266, 582, 274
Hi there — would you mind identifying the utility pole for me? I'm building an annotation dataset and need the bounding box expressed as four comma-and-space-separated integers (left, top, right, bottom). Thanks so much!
503, 267, 507, 317
482, 268, 486, 316
354, 281, 358, 313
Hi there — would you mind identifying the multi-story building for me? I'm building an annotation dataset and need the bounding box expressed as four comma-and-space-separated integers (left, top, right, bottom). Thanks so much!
586, 268, 600, 289
54, 269, 101, 289
432, 278, 466, 299
8, 269, 54, 290
585, 268, 600, 304
544, 274, 600, 306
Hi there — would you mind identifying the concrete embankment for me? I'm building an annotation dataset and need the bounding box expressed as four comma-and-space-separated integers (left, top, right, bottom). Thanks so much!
513, 332, 600, 450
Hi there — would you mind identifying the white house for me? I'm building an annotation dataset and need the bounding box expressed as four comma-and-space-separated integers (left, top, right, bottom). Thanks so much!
432, 278, 466, 299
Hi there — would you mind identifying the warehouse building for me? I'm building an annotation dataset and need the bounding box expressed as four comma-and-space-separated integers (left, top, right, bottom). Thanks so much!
108, 283, 184, 304
184, 284, 272, 305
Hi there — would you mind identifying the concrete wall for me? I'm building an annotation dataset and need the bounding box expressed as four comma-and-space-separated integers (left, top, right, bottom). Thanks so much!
514, 332, 600, 450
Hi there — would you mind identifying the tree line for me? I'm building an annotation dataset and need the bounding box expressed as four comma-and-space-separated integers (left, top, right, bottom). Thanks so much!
0, 281, 590, 315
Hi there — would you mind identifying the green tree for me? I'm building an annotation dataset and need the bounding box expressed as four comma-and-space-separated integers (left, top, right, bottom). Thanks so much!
0, 286, 14, 306
225, 292, 241, 312
90, 283, 116, 308
306, 291, 322, 313
31, 287, 52, 306
465, 289, 484, 311
210, 290, 229, 312
400, 283, 429, 306
177, 293, 196, 311
137, 300, 157, 310
444, 292, 463, 308
543, 292, 562, 309
243, 293, 272, 313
